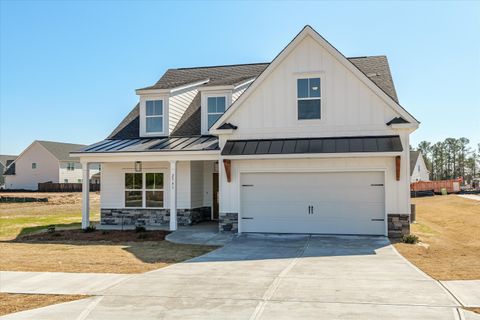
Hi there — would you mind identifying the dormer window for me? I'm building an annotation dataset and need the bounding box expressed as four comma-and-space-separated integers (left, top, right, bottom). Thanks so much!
297, 77, 321, 120
146, 100, 164, 133
207, 96, 226, 129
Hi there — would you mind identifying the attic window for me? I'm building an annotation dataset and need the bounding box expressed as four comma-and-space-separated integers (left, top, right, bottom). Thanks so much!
145, 100, 164, 133
297, 78, 321, 120
207, 96, 226, 128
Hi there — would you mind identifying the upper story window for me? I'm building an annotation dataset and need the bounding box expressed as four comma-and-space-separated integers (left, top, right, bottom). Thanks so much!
32, 163, 37, 169
207, 96, 226, 129
297, 77, 321, 120
145, 100, 163, 133
67, 162, 75, 171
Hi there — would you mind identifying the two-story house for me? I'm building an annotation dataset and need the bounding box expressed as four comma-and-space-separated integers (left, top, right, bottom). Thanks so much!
4, 140, 100, 190
72, 26, 419, 237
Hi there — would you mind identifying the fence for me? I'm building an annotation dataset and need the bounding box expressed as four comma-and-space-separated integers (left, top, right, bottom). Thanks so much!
38, 182, 100, 192
410, 178, 461, 194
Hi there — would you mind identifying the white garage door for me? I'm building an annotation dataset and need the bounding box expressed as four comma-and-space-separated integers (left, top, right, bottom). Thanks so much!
240, 171, 385, 235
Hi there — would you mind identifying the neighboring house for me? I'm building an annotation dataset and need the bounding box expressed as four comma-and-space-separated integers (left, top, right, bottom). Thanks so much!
410, 150, 430, 182
73, 26, 419, 237
0, 155, 17, 188
4, 140, 100, 190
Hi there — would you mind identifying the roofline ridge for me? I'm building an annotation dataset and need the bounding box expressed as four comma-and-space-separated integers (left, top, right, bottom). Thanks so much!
175, 62, 270, 70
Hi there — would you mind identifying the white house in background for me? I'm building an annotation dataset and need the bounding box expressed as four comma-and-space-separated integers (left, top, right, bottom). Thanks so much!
410, 150, 430, 182
0, 155, 17, 188
3, 140, 100, 190
72, 26, 419, 237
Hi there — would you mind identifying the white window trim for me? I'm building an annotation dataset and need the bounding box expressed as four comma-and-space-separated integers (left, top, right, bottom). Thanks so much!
201, 90, 232, 135
139, 95, 169, 137
295, 73, 324, 124
206, 96, 227, 130
67, 162, 75, 171
124, 171, 166, 209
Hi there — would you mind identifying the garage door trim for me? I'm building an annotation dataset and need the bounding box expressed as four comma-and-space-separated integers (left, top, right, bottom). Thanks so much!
238, 168, 388, 236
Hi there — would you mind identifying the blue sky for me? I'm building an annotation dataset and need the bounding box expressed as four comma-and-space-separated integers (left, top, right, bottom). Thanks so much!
1, 1, 479, 155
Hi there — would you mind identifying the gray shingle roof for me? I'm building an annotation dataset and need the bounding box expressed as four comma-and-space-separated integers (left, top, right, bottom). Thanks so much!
109, 57, 399, 141
138, 63, 268, 90
410, 150, 421, 176
36, 141, 87, 161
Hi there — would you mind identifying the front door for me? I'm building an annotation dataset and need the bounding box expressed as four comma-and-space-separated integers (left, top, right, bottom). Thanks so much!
212, 173, 219, 220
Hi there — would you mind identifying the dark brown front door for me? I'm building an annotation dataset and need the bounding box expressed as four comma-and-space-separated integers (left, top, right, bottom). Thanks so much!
212, 173, 219, 220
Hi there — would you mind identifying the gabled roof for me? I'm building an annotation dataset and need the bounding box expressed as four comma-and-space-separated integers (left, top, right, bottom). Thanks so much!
36, 141, 87, 161
4, 141, 86, 175
137, 63, 269, 90
212, 25, 419, 131
410, 150, 421, 175
109, 54, 401, 140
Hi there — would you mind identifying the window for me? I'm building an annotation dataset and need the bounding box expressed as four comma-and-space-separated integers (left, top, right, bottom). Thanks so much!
78, 179, 82, 183
418, 165, 420, 172
64, 179, 68, 183
145, 100, 163, 133
145, 173, 164, 207
67, 162, 75, 171
124, 172, 164, 208
32, 163, 37, 169
297, 77, 321, 120
207, 96, 226, 128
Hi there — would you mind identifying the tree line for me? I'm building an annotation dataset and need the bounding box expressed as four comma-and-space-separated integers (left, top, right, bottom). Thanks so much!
414, 138, 479, 183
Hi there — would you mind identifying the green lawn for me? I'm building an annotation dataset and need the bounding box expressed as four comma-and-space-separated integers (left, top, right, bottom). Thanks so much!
0, 192, 100, 240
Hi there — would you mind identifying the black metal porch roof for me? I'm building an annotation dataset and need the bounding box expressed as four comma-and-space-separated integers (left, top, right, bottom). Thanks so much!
221, 136, 403, 156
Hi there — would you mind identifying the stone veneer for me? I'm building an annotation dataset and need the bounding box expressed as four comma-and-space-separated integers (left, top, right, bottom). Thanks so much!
219, 212, 238, 233
387, 214, 410, 238
101, 207, 211, 227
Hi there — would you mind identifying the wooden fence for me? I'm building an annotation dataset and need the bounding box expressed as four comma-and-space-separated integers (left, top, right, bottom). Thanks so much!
410, 178, 461, 194
38, 182, 100, 192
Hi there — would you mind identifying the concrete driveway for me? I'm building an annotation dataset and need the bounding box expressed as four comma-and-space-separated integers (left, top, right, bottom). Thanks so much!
1, 235, 467, 320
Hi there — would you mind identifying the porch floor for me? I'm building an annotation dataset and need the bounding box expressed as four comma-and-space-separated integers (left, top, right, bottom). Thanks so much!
166, 221, 234, 246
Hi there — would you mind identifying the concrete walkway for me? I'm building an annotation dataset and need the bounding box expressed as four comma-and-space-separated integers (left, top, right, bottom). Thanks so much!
0, 271, 133, 295
457, 194, 480, 201
442, 280, 480, 307
0, 235, 476, 319
165, 221, 235, 245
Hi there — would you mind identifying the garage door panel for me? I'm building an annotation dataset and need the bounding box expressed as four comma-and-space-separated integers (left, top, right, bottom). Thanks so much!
240, 171, 385, 235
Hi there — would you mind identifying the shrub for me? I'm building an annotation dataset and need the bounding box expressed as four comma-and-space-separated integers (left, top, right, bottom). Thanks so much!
135, 225, 146, 233
101, 230, 109, 235
47, 225, 56, 233
402, 234, 419, 244
137, 233, 150, 240
83, 225, 96, 233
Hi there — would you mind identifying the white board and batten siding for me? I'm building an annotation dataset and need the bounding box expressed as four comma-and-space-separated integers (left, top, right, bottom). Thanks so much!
216, 33, 412, 235
101, 161, 214, 210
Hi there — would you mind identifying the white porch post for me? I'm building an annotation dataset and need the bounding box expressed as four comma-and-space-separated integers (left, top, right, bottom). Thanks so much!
81, 161, 90, 229
169, 160, 177, 231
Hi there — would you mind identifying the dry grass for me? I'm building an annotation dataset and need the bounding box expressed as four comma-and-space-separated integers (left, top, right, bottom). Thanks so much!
0, 241, 216, 273
0, 192, 100, 240
0, 192, 217, 273
0, 293, 87, 316
465, 308, 480, 314
394, 195, 480, 280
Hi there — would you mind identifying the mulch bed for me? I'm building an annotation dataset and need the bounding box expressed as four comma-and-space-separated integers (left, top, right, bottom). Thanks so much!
15, 229, 170, 243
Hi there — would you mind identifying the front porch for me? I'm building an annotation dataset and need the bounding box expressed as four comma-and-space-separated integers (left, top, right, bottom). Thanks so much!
80, 157, 222, 232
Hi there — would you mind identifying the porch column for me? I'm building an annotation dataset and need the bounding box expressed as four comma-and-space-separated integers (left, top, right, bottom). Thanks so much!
169, 160, 177, 231
81, 162, 90, 229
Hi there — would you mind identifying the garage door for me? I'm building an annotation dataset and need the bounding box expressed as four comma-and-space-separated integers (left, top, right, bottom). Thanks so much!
240, 171, 385, 235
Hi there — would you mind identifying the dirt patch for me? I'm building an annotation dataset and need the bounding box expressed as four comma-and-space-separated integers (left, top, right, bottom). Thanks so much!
0, 192, 99, 205
0, 293, 87, 316
394, 195, 480, 280
16, 229, 170, 242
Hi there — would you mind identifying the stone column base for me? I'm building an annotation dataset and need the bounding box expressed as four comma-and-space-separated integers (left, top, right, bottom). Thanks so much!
388, 214, 410, 238
219, 212, 238, 233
